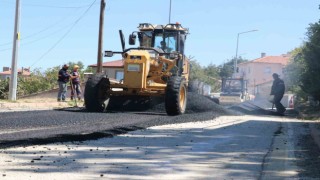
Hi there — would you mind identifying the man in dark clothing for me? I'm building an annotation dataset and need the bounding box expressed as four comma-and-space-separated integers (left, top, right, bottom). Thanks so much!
270, 73, 286, 114
57, 64, 70, 102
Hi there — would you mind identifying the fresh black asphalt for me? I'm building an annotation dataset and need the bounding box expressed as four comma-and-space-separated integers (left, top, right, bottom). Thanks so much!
1, 93, 290, 149
0, 93, 235, 148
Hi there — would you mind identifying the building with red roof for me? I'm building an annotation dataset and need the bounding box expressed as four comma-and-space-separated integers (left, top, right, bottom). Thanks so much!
0, 67, 31, 80
237, 53, 290, 97
88, 60, 124, 81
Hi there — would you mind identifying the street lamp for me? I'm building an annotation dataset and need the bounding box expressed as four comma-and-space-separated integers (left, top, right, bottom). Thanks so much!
234, 29, 258, 75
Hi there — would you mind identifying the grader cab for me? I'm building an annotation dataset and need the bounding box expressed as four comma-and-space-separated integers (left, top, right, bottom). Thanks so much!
84, 23, 190, 115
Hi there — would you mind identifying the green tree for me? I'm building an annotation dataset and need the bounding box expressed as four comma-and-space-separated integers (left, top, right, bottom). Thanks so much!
203, 63, 221, 91
284, 47, 308, 100
189, 59, 205, 81
44, 66, 61, 89
0, 79, 9, 99
218, 57, 248, 78
84, 66, 93, 73
300, 20, 320, 101
67, 61, 85, 71
189, 59, 221, 92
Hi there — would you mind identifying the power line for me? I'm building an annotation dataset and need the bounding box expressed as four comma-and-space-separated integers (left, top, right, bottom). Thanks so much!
1, 0, 98, 9
0, 24, 73, 52
0, 15, 79, 51
0, 2, 97, 47
0, 42, 12, 47
22, 3, 95, 9
0, 47, 11, 52
30, 0, 98, 67
0, 18, 67, 48
22, 14, 77, 40
21, 24, 75, 46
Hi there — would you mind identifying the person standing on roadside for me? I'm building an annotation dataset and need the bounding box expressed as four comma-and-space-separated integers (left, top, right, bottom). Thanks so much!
70, 65, 82, 101
57, 64, 70, 102
270, 73, 286, 115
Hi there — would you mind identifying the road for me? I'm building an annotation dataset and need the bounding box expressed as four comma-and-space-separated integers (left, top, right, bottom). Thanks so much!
0, 93, 232, 147
0, 100, 319, 179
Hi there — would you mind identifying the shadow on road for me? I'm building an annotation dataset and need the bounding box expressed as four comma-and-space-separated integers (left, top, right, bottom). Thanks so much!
1, 118, 320, 179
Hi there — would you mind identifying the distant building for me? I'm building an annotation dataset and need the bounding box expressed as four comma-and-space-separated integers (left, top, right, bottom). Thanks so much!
88, 60, 124, 81
0, 67, 31, 80
237, 53, 290, 98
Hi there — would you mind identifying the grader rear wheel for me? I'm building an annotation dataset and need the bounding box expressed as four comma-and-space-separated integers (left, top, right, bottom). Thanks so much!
84, 75, 110, 112
165, 76, 187, 116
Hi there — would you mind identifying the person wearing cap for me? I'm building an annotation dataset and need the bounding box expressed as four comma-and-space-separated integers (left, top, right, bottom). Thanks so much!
270, 73, 286, 115
57, 64, 71, 101
70, 65, 82, 101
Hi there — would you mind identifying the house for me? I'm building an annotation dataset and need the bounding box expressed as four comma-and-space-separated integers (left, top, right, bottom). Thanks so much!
0, 67, 31, 80
88, 60, 124, 81
237, 53, 290, 98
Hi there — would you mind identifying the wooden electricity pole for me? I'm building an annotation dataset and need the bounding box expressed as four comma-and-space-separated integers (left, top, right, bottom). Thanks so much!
96, 0, 105, 73
9, 0, 21, 101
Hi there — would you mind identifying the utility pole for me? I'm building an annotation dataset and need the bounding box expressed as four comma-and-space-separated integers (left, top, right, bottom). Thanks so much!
234, 29, 258, 75
168, 0, 172, 23
9, 0, 21, 101
96, 0, 105, 73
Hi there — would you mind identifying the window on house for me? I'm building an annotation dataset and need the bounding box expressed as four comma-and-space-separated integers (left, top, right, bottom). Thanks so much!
264, 67, 271, 74
248, 67, 251, 74
115, 70, 124, 81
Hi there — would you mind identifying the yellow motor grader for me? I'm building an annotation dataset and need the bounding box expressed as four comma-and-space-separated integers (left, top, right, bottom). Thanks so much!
84, 23, 190, 115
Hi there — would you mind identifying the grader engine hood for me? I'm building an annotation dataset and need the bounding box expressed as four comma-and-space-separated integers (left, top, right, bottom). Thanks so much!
123, 50, 151, 89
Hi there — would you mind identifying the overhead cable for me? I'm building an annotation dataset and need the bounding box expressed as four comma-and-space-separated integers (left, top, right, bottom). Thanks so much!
30, 0, 97, 67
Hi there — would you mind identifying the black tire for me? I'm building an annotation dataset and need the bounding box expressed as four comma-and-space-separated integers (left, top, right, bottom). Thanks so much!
84, 75, 110, 112
165, 76, 187, 116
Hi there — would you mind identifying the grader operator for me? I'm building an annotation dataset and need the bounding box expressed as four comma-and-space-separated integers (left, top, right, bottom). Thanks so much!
84, 23, 190, 115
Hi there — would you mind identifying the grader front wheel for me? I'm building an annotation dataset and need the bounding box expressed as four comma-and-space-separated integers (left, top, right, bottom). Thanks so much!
165, 76, 187, 116
84, 75, 110, 112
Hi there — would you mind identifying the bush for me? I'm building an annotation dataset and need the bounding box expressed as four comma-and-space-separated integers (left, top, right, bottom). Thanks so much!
0, 61, 86, 99
0, 79, 9, 99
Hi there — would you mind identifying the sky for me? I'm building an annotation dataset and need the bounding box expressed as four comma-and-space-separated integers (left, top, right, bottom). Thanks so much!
0, 0, 319, 71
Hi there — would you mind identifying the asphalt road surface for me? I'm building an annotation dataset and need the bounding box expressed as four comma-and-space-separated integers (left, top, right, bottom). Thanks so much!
0, 93, 234, 147
0, 95, 319, 179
